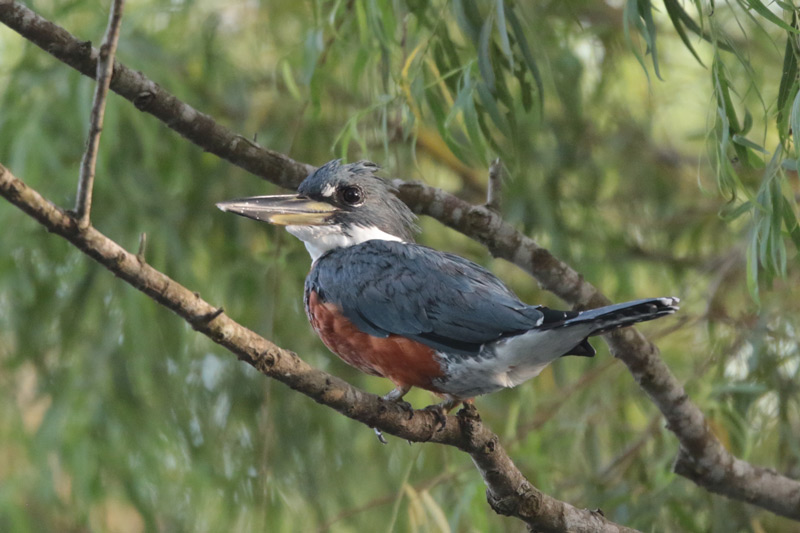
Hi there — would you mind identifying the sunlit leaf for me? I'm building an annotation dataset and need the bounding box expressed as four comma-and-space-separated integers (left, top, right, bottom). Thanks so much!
743, 0, 800, 34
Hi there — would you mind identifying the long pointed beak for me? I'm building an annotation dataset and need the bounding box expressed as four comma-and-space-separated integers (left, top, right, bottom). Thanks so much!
216, 194, 338, 226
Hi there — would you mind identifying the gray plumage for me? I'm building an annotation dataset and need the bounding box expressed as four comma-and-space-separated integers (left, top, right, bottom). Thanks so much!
306, 239, 544, 356
306, 239, 678, 365
299, 160, 419, 242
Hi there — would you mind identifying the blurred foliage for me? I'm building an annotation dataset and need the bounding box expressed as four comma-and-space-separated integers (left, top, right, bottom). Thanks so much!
1, 0, 800, 531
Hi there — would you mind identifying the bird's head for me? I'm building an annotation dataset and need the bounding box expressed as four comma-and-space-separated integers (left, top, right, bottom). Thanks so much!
217, 160, 418, 261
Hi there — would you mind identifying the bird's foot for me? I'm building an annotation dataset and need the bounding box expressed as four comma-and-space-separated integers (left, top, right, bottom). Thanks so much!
422, 397, 460, 432
456, 399, 480, 422
382, 386, 413, 420
423, 404, 448, 432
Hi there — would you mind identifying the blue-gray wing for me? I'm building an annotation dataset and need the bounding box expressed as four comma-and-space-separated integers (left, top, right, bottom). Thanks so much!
305, 240, 544, 356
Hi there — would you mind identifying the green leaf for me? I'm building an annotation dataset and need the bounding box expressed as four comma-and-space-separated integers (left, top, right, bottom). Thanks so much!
506, 7, 544, 113
742, 109, 753, 136
301, 29, 324, 84
713, 55, 752, 166
674, 0, 734, 51
712, 382, 769, 396
719, 199, 753, 221
770, 181, 787, 277
747, 227, 761, 304
778, 19, 799, 141
777, 18, 799, 104
732, 134, 768, 154
494, 0, 513, 68
744, 0, 800, 34
663, 0, 705, 66
476, 80, 509, 135
637, 0, 663, 80
790, 90, 800, 160
453, 0, 480, 44
477, 15, 496, 93
624, 0, 651, 82
781, 196, 800, 252
279, 61, 302, 101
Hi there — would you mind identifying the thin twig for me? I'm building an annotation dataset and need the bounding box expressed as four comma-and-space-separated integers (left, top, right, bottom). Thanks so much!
486, 158, 503, 212
74, 0, 125, 225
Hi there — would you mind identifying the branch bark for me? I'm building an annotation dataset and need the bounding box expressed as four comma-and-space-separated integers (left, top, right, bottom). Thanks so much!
2, 0, 800, 522
0, 161, 637, 533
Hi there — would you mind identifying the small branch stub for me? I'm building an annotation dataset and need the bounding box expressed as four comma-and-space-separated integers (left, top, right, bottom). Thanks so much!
74, 0, 125, 225
136, 232, 147, 262
486, 158, 504, 212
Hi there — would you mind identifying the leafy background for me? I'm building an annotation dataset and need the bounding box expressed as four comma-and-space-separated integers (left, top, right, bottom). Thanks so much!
1, 0, 800, 531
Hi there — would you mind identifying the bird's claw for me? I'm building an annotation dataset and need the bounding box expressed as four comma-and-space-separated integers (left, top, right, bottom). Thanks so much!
374, 427, 388, 444
423, 404, 448, 432
457, 401, 481, 422
396, 400, 414, 419
382, 387, 414, 419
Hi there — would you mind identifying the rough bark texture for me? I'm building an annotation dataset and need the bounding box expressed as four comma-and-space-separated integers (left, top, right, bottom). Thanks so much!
2, 0, 800, 523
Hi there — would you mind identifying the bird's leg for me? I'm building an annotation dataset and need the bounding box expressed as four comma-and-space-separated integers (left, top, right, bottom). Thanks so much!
383, 385, 410, 402
372, 386, 413, 444
382, 385, 413, 418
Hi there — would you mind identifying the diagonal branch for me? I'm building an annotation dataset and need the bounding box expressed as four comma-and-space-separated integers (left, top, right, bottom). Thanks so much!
74, 0, 125, 225
0, 0, 312, 189
1, 0, 800, 521
0, 162, 637, 533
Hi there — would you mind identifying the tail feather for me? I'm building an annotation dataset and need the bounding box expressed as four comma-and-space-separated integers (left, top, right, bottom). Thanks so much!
562, 297, 679, 336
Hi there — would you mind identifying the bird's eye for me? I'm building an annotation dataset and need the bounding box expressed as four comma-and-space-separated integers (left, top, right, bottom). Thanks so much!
339, 186, 364, 206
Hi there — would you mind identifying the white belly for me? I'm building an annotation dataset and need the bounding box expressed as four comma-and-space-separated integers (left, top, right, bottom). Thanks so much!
432, 325, 594, 398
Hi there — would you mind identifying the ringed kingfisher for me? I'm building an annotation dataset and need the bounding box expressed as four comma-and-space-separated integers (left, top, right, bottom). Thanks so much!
218, 160, 679, 410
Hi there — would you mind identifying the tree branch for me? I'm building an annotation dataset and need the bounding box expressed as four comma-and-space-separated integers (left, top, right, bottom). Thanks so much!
74, 0, 124, 225
0, 1, 313, 190
0, 162, 637, 533
2, 0, 800, 521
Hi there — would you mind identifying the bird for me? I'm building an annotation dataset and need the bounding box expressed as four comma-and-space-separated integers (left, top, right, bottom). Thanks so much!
217, 159, 679, 411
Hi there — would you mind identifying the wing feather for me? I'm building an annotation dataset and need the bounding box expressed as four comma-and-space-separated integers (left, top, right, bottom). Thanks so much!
306, 241, 542, 356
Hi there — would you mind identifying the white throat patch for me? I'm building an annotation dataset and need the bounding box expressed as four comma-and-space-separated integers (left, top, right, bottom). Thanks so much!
286, 224, 403, 262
